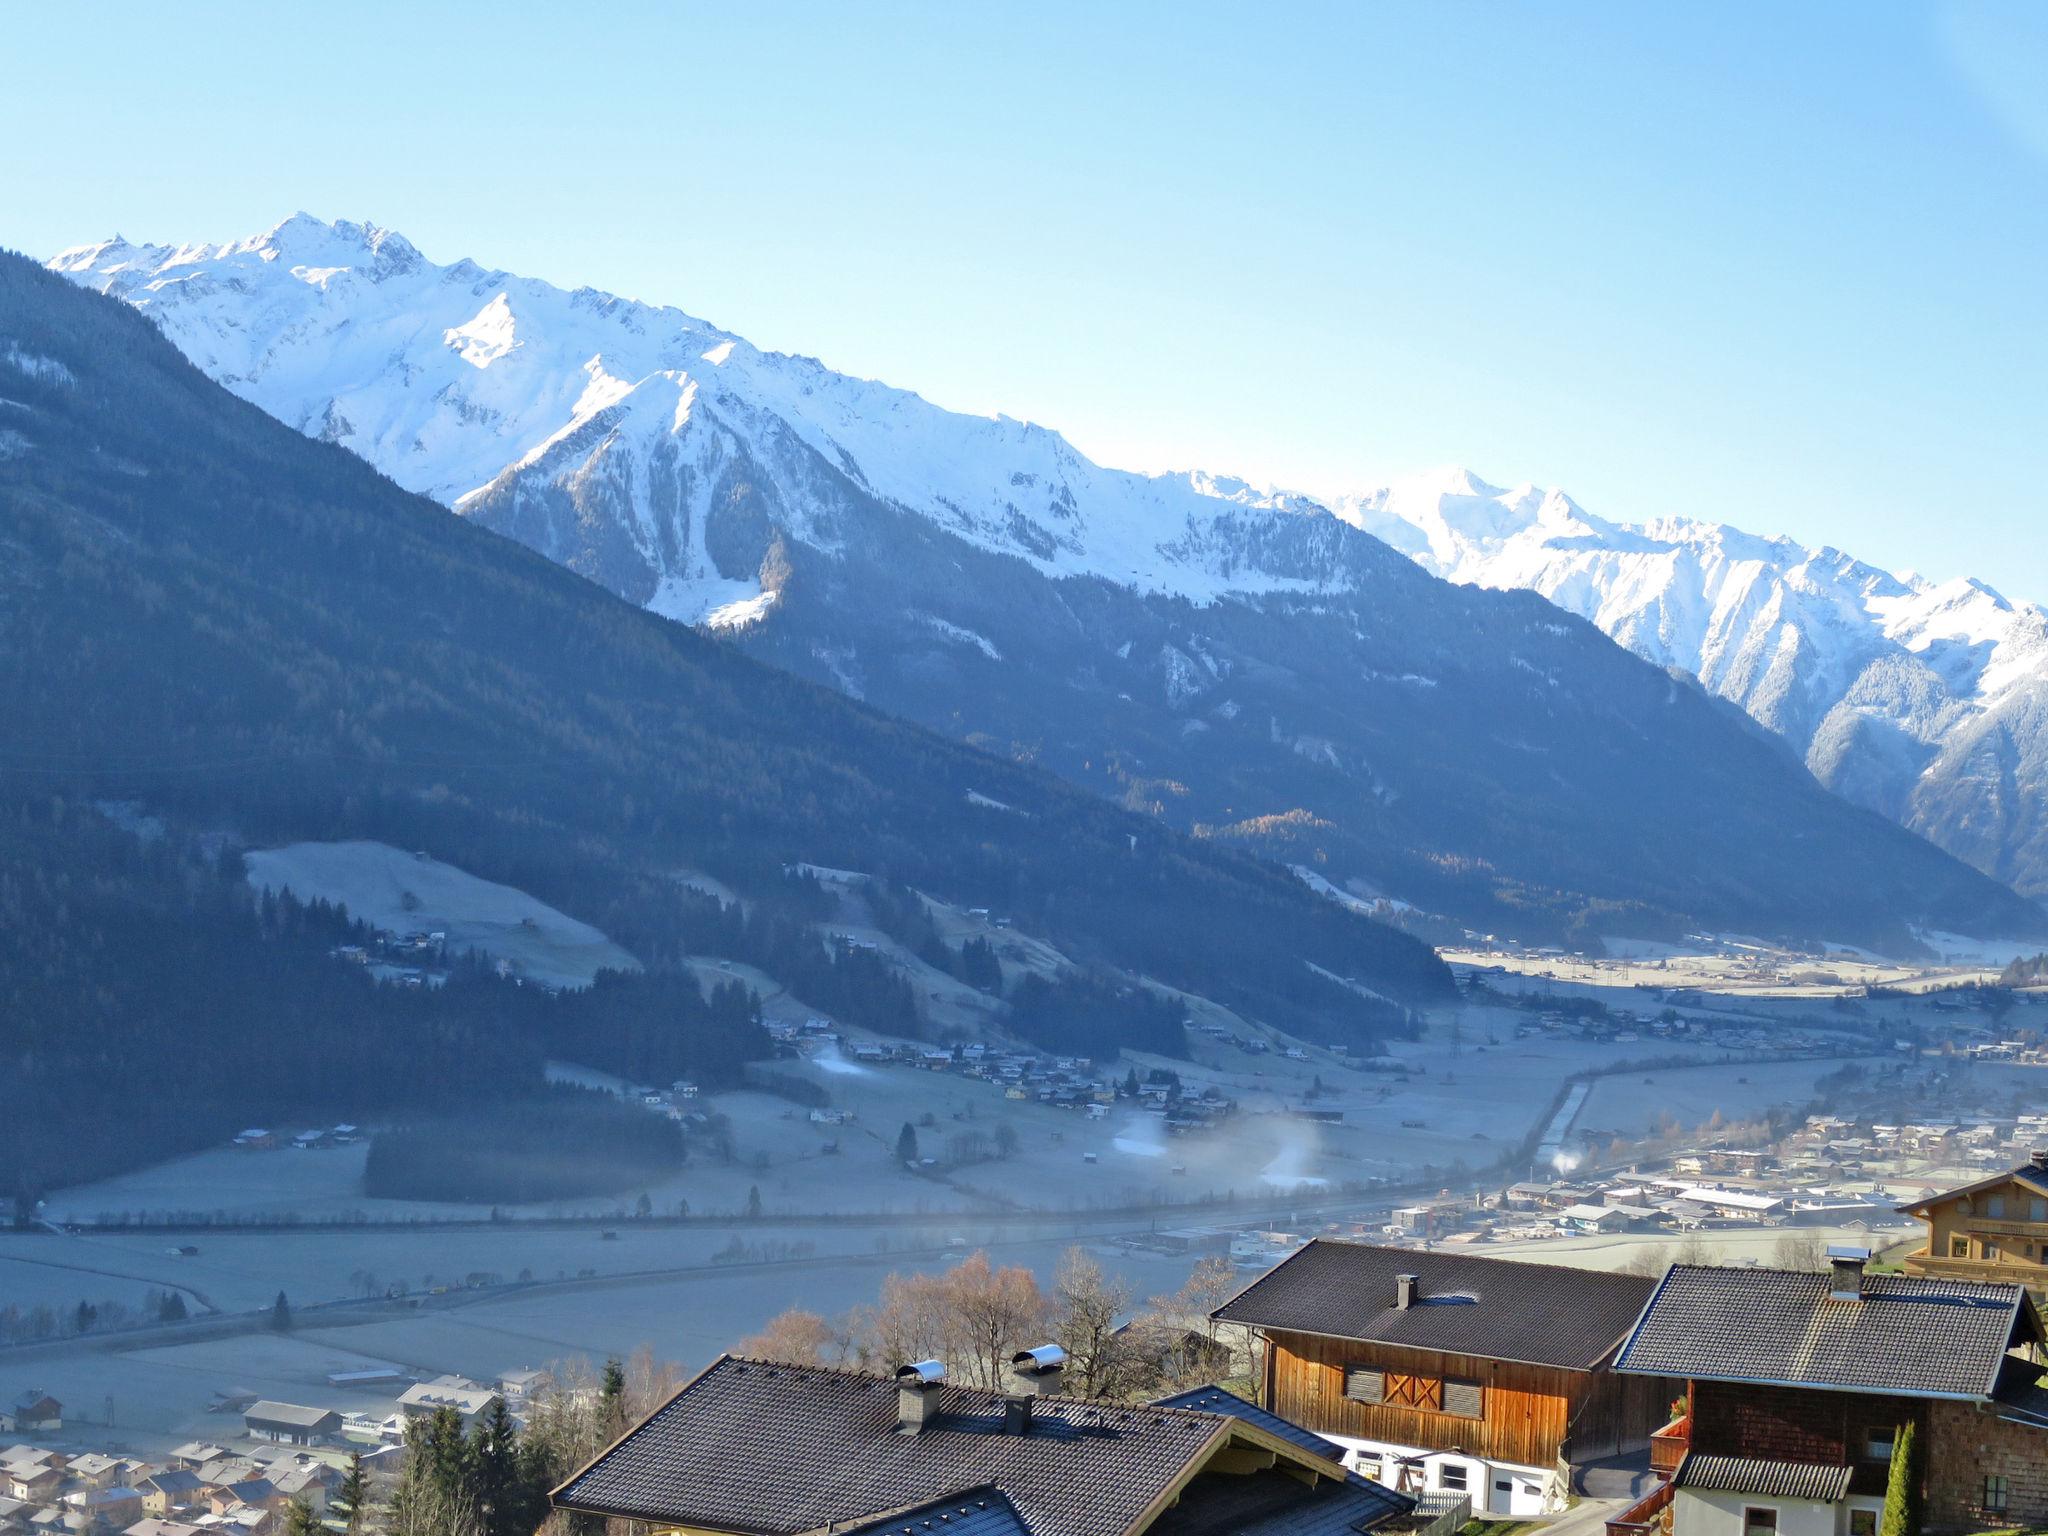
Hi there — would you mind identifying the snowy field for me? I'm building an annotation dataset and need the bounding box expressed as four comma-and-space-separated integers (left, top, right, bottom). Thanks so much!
244, 840, 638, 987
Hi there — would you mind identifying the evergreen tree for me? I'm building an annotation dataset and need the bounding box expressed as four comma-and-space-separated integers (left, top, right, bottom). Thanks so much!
1879, 1420, 1921, 1536
282, 1497, 322, 1536
333, 1453, 369, 1536
895, 1123, 920, 1165
599, 1357, 628, 1443
270, 1290, 293, 1332
745, 1184, 764, 1219
470, 1397, 535, 1536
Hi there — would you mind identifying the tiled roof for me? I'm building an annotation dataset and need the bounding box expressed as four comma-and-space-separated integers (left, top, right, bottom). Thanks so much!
1148, 1467, 1414, 1536
1673, 1453, 1852, 1500
1152, 1386, 1344, 1460
1615, 1265, 2032, 1400
553, 1356, 1379, 1536
1212, 1241, 1659, 1370
833, 1487, 1032, 1536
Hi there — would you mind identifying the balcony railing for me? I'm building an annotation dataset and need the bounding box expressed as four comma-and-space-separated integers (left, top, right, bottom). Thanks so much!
1605, 1479, 1675, 1536
1649, 1415, 1689, 1477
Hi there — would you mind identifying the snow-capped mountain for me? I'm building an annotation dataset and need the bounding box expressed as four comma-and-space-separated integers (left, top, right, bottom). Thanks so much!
1336, 470, 2048, 897
50, 216, 1337, 627
47, 217, 2046, 946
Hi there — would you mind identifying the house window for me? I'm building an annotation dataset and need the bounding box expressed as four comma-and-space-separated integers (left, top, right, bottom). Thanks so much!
1352, 1450, 1383, 1481
1744, 1508, 1779, 1536
2031, 1197, 2046, 1222
1344, 1367, 1386, 1405
1984, 1476, 2008, 1516
1987, 1195, 2006, 1218
1443, 1378, 1485, 1419
1986, 1242, 2001, 1260
1849, 1511, 1877, 1536
1438, 1463, 1469, 1492
1952, 1235, 1971, 1257
1864, 1426, 1896, 1463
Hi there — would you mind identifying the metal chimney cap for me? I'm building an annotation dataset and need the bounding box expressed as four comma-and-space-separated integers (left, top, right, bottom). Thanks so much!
1010, 1345, 1067, 1372
1825, 1243, 1872, 1262
895, 1360, 946, 1385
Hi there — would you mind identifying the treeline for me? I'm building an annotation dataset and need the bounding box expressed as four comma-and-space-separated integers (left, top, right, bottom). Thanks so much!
1999, 953, 2048, 987
1009, 971, 1190, 1058
0, 798, 767, 1201
363, 1085, 688, 1204
740, 1247, 1246, 1401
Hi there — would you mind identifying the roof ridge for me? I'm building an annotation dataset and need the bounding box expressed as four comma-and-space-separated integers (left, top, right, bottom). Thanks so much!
722, 1355, 1238, 1425
1299, 1237, 1654, 1286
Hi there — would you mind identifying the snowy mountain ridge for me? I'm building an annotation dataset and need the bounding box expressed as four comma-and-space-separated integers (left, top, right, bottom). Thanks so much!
1334, 470, 2048, 895
51, 215, 1340, 627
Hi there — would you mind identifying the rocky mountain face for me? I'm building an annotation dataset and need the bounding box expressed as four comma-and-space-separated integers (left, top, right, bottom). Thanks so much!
1336, 471, 2048, 899
50, 217, 2046, 947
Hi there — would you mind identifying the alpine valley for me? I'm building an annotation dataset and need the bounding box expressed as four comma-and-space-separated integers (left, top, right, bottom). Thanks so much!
48, 216, 2047, 949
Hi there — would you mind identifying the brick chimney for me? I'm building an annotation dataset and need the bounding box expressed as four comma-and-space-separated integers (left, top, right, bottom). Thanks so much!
895, 1360, 944, 1434
1395, 1273, 1419, 1310
1827, 1244, 1871, 1302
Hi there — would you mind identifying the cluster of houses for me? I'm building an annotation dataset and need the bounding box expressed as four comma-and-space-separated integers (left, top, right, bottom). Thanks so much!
0, 1369, 550, 1536
226, 1127, 361, 1154
328, 926, 451, 990
0, 1425, 343, 1536
772, 1023, 1243, 1131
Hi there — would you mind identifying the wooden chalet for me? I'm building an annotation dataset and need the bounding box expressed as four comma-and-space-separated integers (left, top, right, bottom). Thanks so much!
1212, 1241, 1678, 1516
1898, 1149, 2048, 1302
1612, 1247, 2048, 1536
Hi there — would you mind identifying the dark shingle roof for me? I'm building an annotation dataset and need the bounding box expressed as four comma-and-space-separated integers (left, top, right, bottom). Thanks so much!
1673, 1454, 1852, 1500
1147, 1467, 1412, 1536
1212, 1241, 1659, 1370
553, 1356, 1380, 1536
1615, 1265, 2033, 1400
1152, 1386, 1344, 1460
834, 1487, 1032, 1536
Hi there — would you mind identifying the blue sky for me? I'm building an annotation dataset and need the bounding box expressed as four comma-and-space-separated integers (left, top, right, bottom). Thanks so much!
9, 2, 2046, 596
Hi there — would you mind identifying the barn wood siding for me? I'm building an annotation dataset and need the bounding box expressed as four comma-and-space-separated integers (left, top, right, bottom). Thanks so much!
1265, 1330, 1582, 1468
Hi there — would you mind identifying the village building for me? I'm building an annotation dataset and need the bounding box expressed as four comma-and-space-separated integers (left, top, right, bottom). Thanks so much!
4, 1401, 56, 1437
1612, 1247, 2048, 1535
1212, 1242, 1678, 1515
550, 1351, 1419, 1535
241, 1401, 341, 1446
1898, 1149, 2048, 1302
396, 1374, 501, 1428
136, 1469, 204, 1516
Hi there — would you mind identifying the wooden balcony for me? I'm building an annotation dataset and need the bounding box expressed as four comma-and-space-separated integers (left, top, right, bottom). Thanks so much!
1606, 1478, 1675, 1536
1649, 1415, 1689, 1477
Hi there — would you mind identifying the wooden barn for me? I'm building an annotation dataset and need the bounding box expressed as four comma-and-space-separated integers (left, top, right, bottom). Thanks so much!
1214, 1241, 1678, 1516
